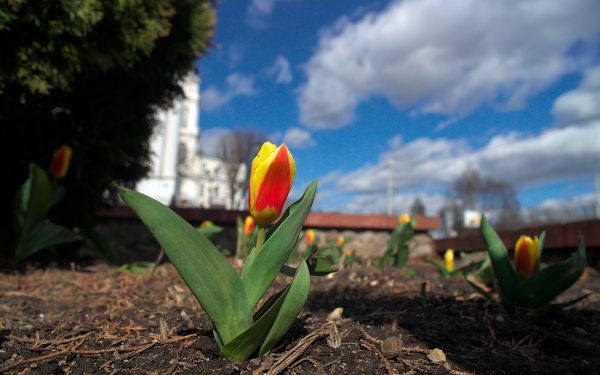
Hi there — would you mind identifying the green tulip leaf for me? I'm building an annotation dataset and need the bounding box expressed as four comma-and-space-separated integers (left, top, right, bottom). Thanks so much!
80, 228, 116, 263
382, 220, 414, 267
220, 260, 310, 361
15, 220, 81, 262
527, 293, 591, 317
307, 256, 338, 276
480, 215, 518, 300
13, 164, 52, 238
118, 188, 252, 344
259, 260, 310, 356
50, 185, 66, 208
511, 234, 586, 308
242, 180, 317, 310
394, 220, 414, 267
465, 274, 494, 301
242, 246, 258, 278
424, 258, 450, 277
197, 224, 223, 239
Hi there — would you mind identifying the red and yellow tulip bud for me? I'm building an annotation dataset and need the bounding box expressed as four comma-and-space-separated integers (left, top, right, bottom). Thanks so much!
344, 248, 353, 257
336, 235, 345, 247
244, 216, 255, 237
248, 142, 296, 227
514, 235, 539, 277
305, 229, 315, 246
444, 249, 455, 272
49, 145, 72, 179
398, 213, 411, 225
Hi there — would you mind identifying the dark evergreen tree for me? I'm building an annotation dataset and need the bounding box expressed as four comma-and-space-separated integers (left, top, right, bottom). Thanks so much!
1, 0, 215, 233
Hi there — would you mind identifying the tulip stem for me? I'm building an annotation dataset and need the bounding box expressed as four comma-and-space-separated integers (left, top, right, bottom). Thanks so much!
256, 226, 266, 252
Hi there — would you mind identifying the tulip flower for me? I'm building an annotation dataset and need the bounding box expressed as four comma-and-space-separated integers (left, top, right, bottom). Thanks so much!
201, 220, 214, 227
249, 142, 295, 227
444, 249, 455, 272
49, 145, 72, 179
336, 235, 345, 247
398, 213, 411, 225
244, 216, 255, 237
344, 248, 353, 257
305, 229, 315, 246
514, 235, 539, 277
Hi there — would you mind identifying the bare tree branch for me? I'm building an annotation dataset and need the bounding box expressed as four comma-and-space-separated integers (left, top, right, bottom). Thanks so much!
444, 169, 521, 234
215, 129, 266, 209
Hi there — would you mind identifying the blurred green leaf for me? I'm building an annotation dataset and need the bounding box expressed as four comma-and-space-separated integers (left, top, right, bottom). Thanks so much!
118, 261, 155, 274
465, 274, 494, 301
394, 220, 414, 267
528, 293, 591, 317
15, 220, 81, 262
424, 258, 450, 277
119, 187, 252, 345
13, 164, 51, 237
198, 224, 223, 239
382, 220, 414, 268
50, 185, 66, 208
480, 215, 518, 301
80, 228, 116, 263
307, 256, 338, 276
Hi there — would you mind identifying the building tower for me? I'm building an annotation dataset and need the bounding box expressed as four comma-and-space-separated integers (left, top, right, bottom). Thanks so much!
136, 72, 200, 206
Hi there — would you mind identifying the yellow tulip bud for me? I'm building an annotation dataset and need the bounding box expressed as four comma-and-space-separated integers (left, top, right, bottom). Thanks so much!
444, 249, 455, 272
200, 220, 214, 228
398, 213, 411, 225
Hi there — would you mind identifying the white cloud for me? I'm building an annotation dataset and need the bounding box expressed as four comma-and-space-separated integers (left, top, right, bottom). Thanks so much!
201, 74, 257, 112
346, 192, 447, 215
525, 193, 596, 222
267, 129, 283, 144
282, 127, 316, 148
537, 193, 595, 211
227, 44, 245, 68
552, 66, 600, 124
299, 0, 600, 128
337, 121, 600, 198
247, 0, 278, 29
266, 56, 293, 84
338, 135, 473, 193
249, 0, 276, 15
319, 170, 343, 186
198, 127, 231, 156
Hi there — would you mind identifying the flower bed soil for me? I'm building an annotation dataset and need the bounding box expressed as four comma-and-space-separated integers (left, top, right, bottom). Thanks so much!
1, 260, 599, 374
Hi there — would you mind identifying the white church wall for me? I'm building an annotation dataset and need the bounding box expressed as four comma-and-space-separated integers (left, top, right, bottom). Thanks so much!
136, 72, 246, 209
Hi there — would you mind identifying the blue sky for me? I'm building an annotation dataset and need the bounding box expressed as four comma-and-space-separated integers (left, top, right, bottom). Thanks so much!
196, 0, 600, 216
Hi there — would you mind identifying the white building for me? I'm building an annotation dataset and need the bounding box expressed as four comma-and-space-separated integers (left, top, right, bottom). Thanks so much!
136, 73, 245, 209
185, 155, 246, 209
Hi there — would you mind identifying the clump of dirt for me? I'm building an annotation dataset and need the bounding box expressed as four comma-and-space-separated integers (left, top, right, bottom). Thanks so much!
1, 261, 599, 374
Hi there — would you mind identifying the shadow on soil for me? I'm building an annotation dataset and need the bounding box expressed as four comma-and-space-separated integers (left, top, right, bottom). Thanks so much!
305, 283, 600, 375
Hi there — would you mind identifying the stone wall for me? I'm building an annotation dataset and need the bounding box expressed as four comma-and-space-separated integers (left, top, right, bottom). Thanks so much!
95, 218, 437, 262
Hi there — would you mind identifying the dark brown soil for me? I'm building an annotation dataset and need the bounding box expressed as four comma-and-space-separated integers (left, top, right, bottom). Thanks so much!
1, 260, 599, 374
